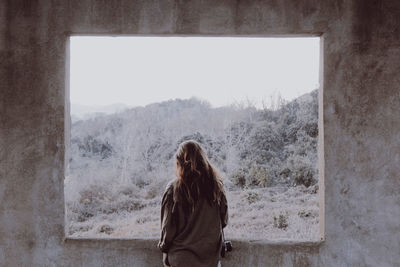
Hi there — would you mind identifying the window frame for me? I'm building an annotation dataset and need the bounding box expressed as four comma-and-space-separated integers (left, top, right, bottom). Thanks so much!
63, 34, 325, 244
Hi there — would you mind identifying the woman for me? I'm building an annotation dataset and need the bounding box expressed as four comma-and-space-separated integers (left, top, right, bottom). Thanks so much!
158, 140, 228, 267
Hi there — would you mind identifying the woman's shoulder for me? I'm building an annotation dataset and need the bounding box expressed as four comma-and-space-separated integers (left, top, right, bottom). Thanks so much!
165, 179, 178, 192
161, 179, 179, 212
162, 179, 178, 201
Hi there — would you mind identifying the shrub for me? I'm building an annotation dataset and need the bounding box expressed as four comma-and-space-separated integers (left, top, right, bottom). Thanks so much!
79, 184, 111, 206
69, 183, 147, 224
77, 209, 94, 222
303, 122, 318, 138
230, 168, 247, 188
286, 155, 317, 187
273, 211, 289, 230
70, 184, 112, 222
117, 185, 139, 197
298, 210, 312, 218
101, 197, 145, 214
248, 164, 272, 187
68, 224, 91, 235
244, 190, 260, 204
145, 184, 160, 199
98, 224, 114, 235
292, 164, 315, 187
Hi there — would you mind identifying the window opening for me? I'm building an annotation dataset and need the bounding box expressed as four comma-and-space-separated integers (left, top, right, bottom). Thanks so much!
65, 36, 322, 241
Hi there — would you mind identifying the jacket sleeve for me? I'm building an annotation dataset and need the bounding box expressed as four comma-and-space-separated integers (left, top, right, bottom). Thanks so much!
219, 191, 228, 229
158, 183, 177, 253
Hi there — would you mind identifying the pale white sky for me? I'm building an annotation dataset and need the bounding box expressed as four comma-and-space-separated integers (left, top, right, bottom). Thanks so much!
70, 36, 320, 109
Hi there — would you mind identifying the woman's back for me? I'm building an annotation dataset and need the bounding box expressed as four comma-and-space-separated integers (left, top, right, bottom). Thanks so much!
160, 182, 227, 267
158, 140, 228, 267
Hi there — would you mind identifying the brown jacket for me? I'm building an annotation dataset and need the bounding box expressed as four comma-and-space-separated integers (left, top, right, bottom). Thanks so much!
158, 180, 228, 267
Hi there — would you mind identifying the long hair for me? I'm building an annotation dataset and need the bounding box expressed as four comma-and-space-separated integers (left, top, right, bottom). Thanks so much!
173, 140, 225, 213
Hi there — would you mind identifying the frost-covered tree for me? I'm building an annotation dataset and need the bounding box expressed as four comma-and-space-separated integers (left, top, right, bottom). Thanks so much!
65, 90, 320, 239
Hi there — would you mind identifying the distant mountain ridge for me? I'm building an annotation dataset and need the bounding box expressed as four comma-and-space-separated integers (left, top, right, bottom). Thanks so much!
71, 103, 131, 122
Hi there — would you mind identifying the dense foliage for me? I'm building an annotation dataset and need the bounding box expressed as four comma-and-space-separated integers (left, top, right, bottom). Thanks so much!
65, 90, 319, 239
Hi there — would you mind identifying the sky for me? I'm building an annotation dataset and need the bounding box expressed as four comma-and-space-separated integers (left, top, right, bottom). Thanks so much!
70, 36, 320, 110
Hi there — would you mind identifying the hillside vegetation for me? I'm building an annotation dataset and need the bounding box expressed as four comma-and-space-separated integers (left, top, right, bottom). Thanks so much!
65, 90, 319, 241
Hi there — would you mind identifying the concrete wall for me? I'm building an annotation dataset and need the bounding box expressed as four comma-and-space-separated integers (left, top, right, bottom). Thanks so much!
1, 0, 399, 266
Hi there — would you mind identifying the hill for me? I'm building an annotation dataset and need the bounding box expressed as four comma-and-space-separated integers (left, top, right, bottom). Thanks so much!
65, 90, 319, 240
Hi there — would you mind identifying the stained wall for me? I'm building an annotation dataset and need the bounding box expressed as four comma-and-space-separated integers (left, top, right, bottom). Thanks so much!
1, 0, 399, 266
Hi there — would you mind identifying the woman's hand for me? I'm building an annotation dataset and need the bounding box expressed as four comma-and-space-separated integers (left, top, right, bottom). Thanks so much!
163, 253, 170, 266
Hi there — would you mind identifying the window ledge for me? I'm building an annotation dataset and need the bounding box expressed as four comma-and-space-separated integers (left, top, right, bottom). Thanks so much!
63, 237, 324, 250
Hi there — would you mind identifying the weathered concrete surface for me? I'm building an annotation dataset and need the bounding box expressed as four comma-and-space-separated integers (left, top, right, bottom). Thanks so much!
1, 0, 399, 266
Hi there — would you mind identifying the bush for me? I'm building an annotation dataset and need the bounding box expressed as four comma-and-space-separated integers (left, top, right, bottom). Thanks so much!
68, 183, 147, 225
98, 224, 114, 235
273, 211, 289, 230
302, 122, 318, 138
292, 164, 315, 187
230, 168, 247, 188
286, 156, 317, 187
248, 164, 272, 187
244, 190, 260, 204
68, 224, 91, 235
70, 184, 111, 222
78, 184, 111, 206
101, 198, 145, 214
298, 210, 312, 218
